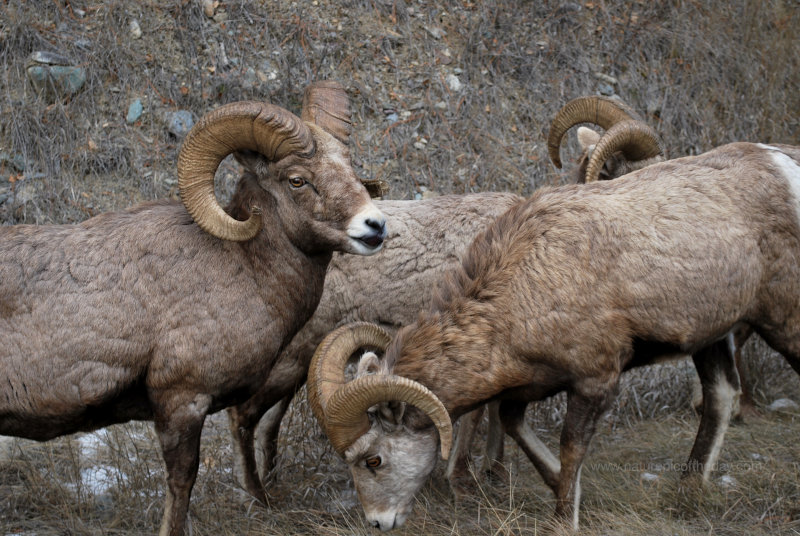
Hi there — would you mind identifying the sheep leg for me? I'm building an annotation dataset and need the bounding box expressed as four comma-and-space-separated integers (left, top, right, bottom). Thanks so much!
445, 405, 484, 494
684, 337, 740, 484
500, 400, 560, 491
254, 394, 293, 483
227, 404, 267, 504
482, 400, 506, 481
228, 383, 298, 503
731, 325, 758, 420
154, 394, 211, 536
554, 383, 616, 531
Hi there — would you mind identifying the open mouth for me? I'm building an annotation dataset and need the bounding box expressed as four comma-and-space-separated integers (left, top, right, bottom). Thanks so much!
356, 233, 385, 249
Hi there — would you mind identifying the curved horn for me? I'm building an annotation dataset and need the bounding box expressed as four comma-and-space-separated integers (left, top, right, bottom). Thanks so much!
300, 80, 388, 198
547, 96, 641, 169
307, 322, 392, 434
308, 322, 453, 459
327, 374, 453, 459
301, 80, 352, 145
584, 119, 665, 183
177, 101, 313, 241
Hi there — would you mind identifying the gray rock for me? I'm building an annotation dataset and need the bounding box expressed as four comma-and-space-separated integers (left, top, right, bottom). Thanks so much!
242, 66, 259, 90
29, 51, 72, 65
166, 110, 195, 138
598, 83, 615, 96
126, 99, 143, 124
446, 73, 463, 92
129, 19, 142, 39
27, 52, 87, 99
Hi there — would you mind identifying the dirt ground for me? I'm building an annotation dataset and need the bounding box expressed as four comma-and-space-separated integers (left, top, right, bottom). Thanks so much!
1, 0, 799, 534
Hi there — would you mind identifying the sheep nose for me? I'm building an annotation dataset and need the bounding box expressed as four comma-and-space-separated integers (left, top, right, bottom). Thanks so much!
365, 217, 387, 238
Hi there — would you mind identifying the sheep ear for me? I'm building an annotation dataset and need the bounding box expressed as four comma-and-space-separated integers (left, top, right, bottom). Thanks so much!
356, 351, 384, 377
378, 401, 406, 427
355, 352, 406, 427
232, 150, 267, 174
577, 126, 600, 152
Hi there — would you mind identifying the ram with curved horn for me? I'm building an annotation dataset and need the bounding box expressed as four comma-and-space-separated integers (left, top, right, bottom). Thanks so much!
309, 141, 800, 531
0, 81, 386, 535
547, 95, 666, 183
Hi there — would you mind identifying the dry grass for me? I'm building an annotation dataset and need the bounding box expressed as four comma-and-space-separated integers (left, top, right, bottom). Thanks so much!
1, 0, 800, 534
1, 363, 798, 535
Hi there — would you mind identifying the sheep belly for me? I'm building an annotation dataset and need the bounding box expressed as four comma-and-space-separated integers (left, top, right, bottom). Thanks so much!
0, 359, 152, 440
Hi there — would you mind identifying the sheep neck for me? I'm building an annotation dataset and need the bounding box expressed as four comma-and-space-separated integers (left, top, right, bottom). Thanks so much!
389, 311, 524, 421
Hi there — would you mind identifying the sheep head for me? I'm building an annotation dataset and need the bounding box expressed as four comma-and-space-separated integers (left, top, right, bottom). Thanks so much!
307, 322, 452, 531
547, 95, 666, 182
177, 86, 386, 255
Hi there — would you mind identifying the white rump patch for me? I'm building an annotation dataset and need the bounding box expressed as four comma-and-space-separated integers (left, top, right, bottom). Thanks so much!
758, 144, 800, 225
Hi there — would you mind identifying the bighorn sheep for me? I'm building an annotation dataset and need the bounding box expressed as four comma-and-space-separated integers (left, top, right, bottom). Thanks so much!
553, 98, 759, 419
447, 95, 668, 487
0, 81, 387, 536
227, 193, 523, 501
308, 141, 800, 530
226, 96, 666, 502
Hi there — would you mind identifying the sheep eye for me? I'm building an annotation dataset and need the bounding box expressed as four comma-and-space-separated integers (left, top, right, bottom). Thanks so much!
365, 455, 382, 469
288, 176, 306, 188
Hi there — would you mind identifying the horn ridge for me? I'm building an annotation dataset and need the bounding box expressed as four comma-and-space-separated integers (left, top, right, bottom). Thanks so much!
307, 322, 392, 435
547, 95, 640, 169
584, 119, 665, 183
326, 374, 454, 459
177, 101, 312, 241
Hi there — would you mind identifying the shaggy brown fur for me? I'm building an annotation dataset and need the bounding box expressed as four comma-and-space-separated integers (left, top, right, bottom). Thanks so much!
0, 119, 385, 535
354, 142, 800, 530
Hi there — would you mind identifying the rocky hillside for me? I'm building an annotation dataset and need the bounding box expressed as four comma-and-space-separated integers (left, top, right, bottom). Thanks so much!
1, 0, 798, 225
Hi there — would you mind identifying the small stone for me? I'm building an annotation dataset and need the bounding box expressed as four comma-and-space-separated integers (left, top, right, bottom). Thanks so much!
425, 26, 446, 39
640, 472, 659, 482
242, 67, 258, 90
129, 19, 142, 39
202, 0, 216, 17
166, 110, 195, 138
598, 83, 615, 96
27, 63, 87, 98
126, 99, 143, 124
446, 74, 463, 92
29, 50, 71, 65
594, 72, 618, 86
719, 475, 737, 488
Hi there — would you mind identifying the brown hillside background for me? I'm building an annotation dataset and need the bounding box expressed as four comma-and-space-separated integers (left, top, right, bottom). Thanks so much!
1, 1, 799, 535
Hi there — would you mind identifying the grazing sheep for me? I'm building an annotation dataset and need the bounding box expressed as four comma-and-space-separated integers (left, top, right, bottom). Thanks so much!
0, 81, 386, 536
227, 191, 523, 502
446, 95, 668, 487
307, 141, 800, 531
227, 95, 665, 502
